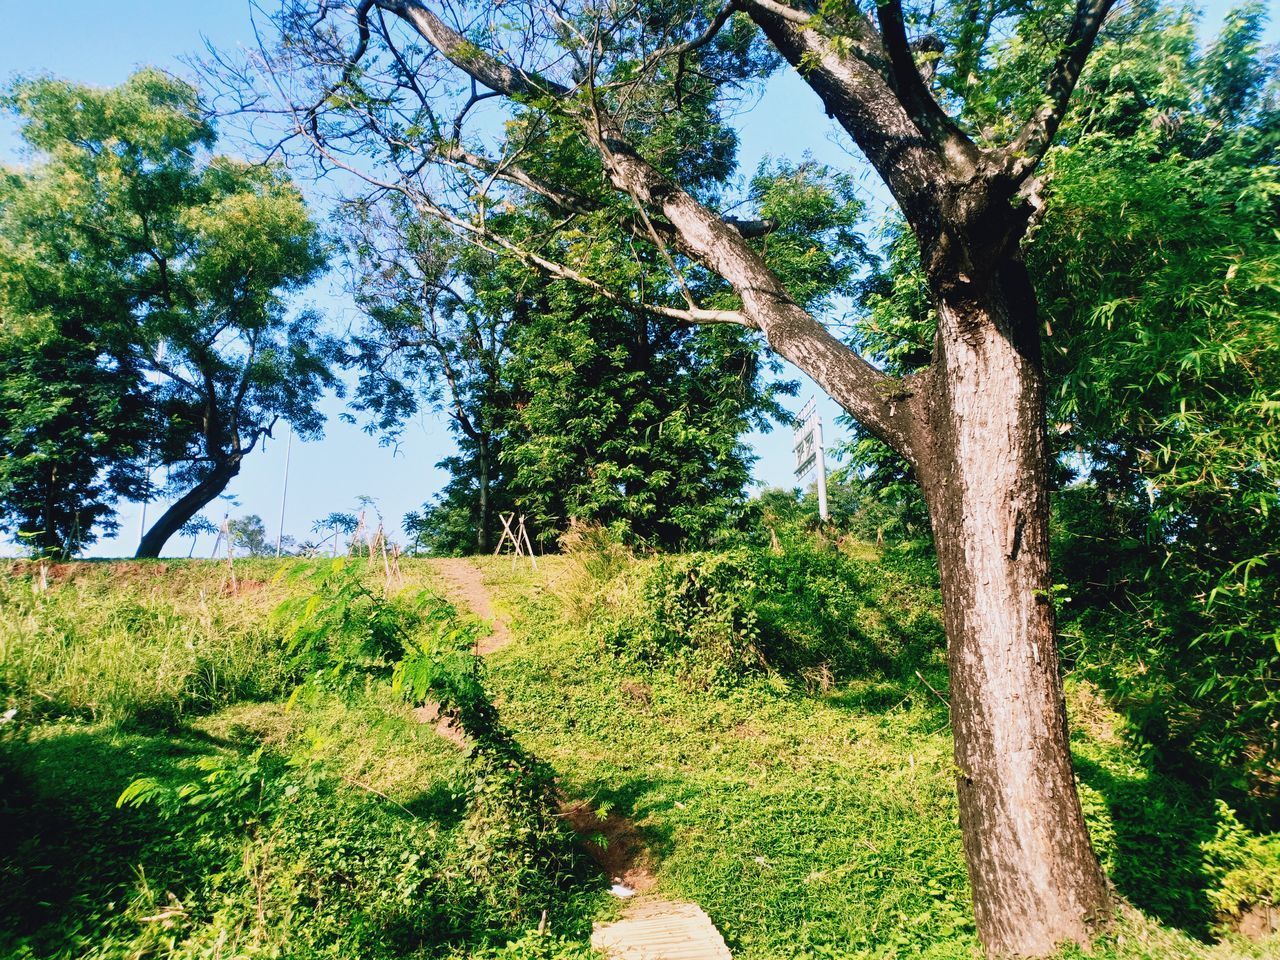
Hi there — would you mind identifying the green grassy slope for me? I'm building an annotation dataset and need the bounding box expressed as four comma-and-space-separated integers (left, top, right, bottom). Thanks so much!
475, 554, 1279, 960
0, 559, 597, 960
1, 554, 1276, 960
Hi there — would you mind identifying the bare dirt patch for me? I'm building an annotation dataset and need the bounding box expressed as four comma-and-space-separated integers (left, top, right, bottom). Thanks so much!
559, 797, 657, 894
429, 558, 512, 654
1232, 902, 1278, 941
411, 701, 468, 747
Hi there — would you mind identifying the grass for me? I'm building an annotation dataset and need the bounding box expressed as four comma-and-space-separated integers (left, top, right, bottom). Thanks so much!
1, 552, 1277, 959
474, 553, 1280, 960
0, 558, 599, 960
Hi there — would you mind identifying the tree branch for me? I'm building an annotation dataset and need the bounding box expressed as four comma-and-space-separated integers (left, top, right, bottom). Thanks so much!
375, 0, 570, 99
1003, 0, 1117, 179
875, 0, 977, 170
739, 0, 963, 235
363, 0, 922, 460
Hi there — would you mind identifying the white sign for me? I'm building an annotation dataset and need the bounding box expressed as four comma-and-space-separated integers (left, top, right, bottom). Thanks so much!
790, 398, 829, 520
792, 398, 819, 477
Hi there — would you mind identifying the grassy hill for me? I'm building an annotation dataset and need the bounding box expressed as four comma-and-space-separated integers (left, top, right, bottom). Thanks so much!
0, 550, 1276, 959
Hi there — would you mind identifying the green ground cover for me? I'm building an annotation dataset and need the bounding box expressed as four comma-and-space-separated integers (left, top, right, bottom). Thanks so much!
476, 551, 1279, 960
1, 552, 1277, 959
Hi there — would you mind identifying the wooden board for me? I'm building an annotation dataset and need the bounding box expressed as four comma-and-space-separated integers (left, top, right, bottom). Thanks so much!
591, 901, 732, 960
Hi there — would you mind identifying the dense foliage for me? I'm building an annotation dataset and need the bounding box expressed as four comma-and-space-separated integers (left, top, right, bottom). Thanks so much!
596, 541, 943, 687
0, 70, 336, 558
843, 4, 1280, 790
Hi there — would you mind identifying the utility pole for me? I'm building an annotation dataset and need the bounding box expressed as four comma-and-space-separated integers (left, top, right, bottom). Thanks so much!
276, 426, 293, 557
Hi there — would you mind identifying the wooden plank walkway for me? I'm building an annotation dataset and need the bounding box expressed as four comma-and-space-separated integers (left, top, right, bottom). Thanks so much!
591, 901, 732, 960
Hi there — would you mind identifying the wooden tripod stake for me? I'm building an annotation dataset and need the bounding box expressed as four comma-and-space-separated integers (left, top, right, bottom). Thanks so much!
211, 516, 237, 594
493, 512, 537, 569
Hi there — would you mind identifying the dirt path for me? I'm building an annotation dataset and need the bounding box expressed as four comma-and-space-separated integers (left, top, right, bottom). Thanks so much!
420, 558, 728, 958
429, 558, 512, 654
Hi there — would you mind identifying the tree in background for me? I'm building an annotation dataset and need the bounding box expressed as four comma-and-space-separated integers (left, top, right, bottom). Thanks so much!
0, 70, 338, 558
502, 288, 789, 549
344, 191, 796, 554
312, 511, 359, 556
0, 320, 150, 558
226, 514, 270, 557
340, 198, 517, 553
178, 514, 218, 558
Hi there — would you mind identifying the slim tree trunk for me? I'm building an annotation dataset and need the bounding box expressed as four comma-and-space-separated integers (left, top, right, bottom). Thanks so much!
918, 262, 1110, 955
476, 434, 490, 554
135, 458, 241, 559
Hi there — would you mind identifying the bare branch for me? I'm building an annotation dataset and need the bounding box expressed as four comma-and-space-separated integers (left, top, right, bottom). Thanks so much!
739, 0, 961, 234
376, 0, 570, 98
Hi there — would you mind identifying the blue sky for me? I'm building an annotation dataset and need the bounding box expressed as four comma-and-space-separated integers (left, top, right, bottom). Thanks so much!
0, 1, 1268, 557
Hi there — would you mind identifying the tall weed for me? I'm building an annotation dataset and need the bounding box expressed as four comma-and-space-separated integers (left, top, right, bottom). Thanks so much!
0, 563, 290, 726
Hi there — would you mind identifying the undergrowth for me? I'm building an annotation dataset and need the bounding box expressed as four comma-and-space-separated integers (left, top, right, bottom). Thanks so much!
0, 558, 593, 960
3, 551, 1277, 960
592, 541, 944, 689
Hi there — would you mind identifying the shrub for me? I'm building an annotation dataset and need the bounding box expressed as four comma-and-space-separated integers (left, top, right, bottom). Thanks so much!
596, 542, 943, 686
1202, 800, 1280, 935
273, 559, 580, 928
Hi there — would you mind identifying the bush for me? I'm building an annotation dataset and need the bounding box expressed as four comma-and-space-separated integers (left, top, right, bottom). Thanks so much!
1202, 800, 1280, 935
596, 542, 943, 687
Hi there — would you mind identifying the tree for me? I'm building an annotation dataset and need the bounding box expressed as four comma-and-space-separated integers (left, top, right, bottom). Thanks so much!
502, 287, 787, 548
344, 192, 791, 553
1030, 5, 1280, 788
178, 514, 218, 558
227, 513, 270, 556
234, 1, 1131, 951
0, 319, 150, 557
846, 3, 1280, 791
339, 198, 516, 552
0, 70, 338, 559
312, 511, 359, 556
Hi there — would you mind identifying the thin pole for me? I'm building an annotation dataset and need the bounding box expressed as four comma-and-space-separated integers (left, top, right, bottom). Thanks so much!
815, 415, 830, 522
137, 466, 150, 549
276, 426, 293, 557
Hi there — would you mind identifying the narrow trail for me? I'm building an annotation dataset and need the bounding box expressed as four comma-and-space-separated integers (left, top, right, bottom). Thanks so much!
420, 558, 733, 959
430, 557, 512, 654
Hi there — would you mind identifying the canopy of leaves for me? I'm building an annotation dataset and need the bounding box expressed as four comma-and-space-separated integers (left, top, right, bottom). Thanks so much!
840, 3, 1280, 786
0, 69, 337, 556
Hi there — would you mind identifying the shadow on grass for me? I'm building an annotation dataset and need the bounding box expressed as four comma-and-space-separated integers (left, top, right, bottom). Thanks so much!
1075, 754, 1225, 941
0, 726, 214, 950
0, 721, 476, 957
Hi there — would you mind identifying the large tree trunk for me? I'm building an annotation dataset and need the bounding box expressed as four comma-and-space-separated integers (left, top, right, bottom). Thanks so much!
918, 261, 1110, 955
135, 458, 241, 559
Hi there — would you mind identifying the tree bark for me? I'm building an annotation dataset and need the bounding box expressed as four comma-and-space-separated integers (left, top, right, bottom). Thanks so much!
135, 458, 241, 558
916, 260, 1110, 955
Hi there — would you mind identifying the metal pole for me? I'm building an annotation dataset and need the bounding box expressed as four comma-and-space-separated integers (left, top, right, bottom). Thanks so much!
137, 462, 150, 549
815, 415, 830, 522
276, 427, 293, 557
